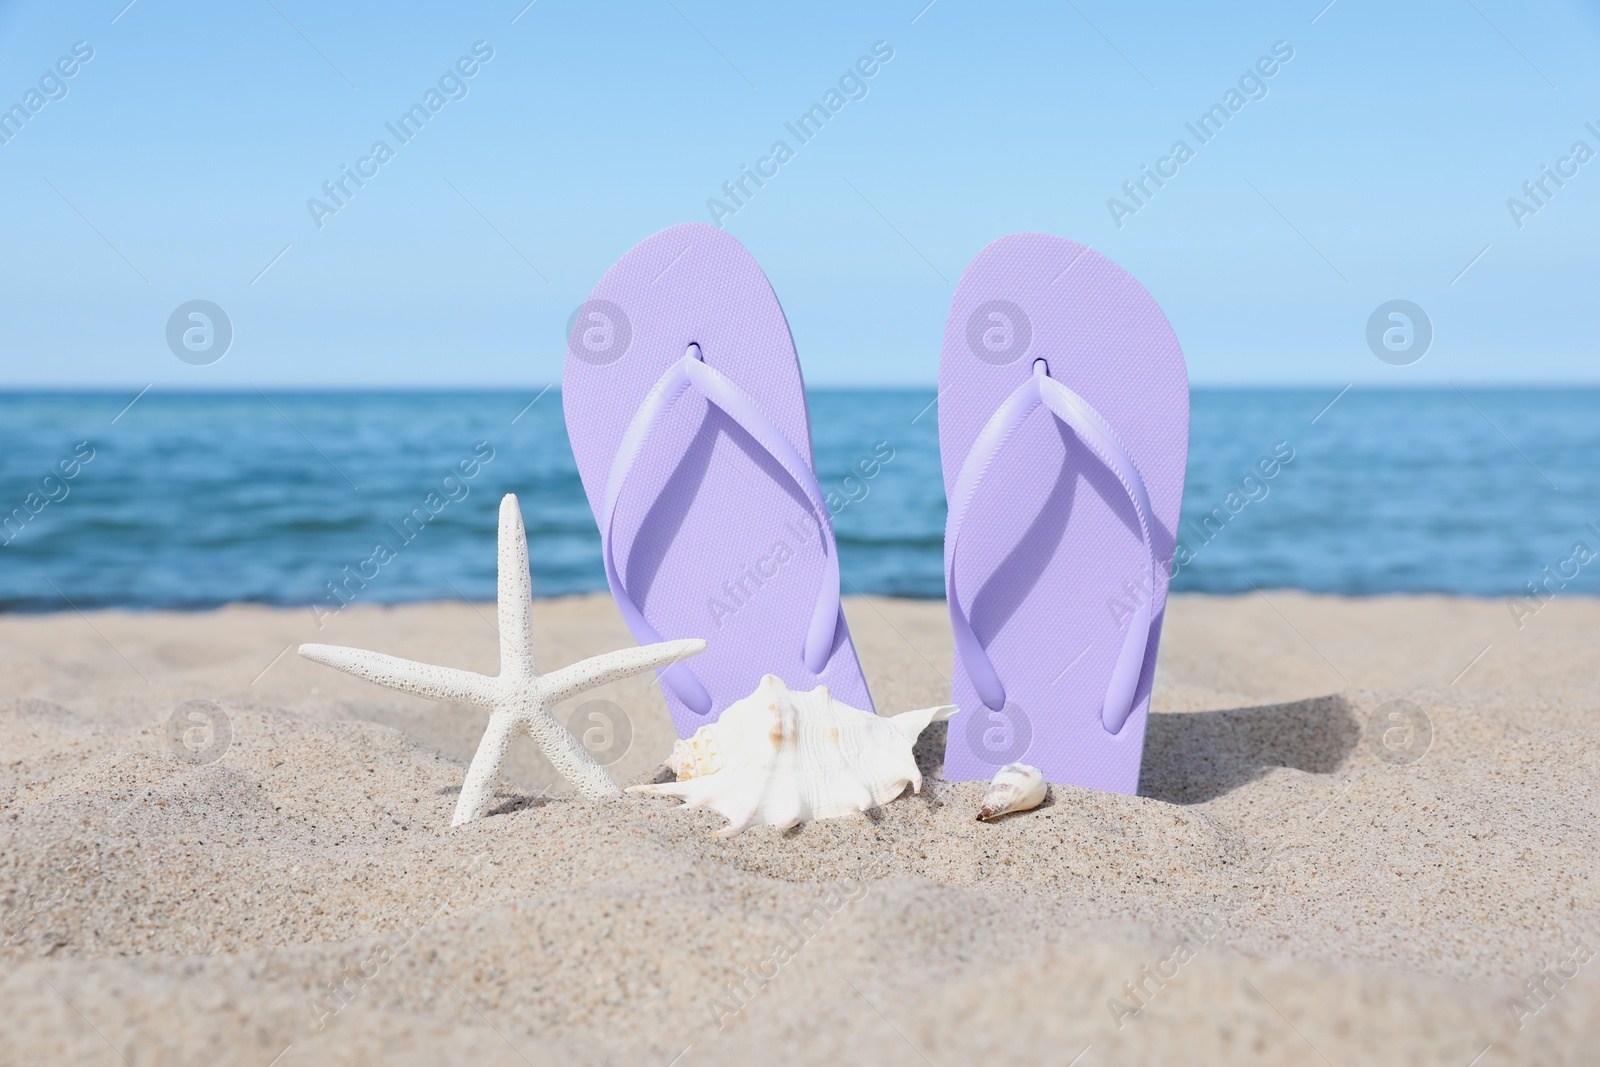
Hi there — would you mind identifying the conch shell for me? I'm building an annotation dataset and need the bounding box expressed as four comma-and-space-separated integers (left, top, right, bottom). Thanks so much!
630, 674, 956, 837
976, 763, 1046, 822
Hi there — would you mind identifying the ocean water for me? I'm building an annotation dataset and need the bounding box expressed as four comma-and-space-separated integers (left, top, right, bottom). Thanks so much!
0, 388, 1596, 613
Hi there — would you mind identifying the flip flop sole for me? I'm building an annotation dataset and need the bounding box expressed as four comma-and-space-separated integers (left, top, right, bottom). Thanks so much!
938, 234, 1188, 792
563, 223, 872, 737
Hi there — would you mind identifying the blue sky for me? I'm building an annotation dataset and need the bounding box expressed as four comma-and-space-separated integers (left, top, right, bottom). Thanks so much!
1, 0, 1596, 387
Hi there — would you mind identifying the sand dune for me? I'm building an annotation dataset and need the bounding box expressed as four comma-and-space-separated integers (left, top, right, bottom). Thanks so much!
2, 593, 1597, 1065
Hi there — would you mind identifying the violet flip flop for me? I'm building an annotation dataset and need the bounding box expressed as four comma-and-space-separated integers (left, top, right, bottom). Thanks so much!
938, 234, 1188, 793
563, 223, 872, 738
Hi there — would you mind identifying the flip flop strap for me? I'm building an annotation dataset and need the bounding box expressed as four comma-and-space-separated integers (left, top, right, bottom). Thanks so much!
601, 346, 841, 714
946, 360, 1156, 734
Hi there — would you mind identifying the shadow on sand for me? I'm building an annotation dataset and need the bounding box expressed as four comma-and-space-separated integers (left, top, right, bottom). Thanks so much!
690, 696, 1359, 808
1138, 694, 1361, 804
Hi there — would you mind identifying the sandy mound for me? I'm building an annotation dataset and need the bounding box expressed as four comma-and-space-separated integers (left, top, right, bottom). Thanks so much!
1, 593, 1597, 1065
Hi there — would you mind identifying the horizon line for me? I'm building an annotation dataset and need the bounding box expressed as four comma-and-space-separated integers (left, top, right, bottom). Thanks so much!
6, 381, 1600, 393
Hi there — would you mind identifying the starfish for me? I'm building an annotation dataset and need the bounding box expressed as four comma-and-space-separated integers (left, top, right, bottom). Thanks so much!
299, 493, 705, 825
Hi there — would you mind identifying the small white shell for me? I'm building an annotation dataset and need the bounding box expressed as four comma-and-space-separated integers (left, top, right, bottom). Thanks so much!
631, 674, 957, 837
976, 763, 1046, 822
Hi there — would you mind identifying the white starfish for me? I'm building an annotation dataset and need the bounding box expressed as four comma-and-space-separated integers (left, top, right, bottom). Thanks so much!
299, 493, 705, 825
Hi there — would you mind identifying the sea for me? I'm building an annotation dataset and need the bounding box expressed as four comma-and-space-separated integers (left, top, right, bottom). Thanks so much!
1, 388, 1596, 613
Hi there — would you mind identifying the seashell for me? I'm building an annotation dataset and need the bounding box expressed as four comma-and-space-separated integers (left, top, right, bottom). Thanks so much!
664, 727, 721, 781
630, 674, 957, 837
976, 763, 1047, 822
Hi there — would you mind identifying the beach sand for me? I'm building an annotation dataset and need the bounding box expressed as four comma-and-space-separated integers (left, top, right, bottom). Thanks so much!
2, 592, 1597, 1065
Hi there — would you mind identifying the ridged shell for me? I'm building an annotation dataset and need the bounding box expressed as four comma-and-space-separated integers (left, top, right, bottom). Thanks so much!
976, 762, 1047, 822
631, 674, 957, 837
664, 729, 720, 781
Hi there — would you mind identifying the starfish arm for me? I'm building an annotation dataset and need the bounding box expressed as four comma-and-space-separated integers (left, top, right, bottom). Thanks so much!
496, 494, 538, 682
535, 638, 707, 707
453, 709, 522, 825
524, 709, 623, 801
298, 644, 499, 707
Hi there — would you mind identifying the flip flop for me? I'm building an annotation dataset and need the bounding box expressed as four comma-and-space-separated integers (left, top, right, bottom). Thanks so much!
563, 223, 872, 738
938, 234, 1188, 793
